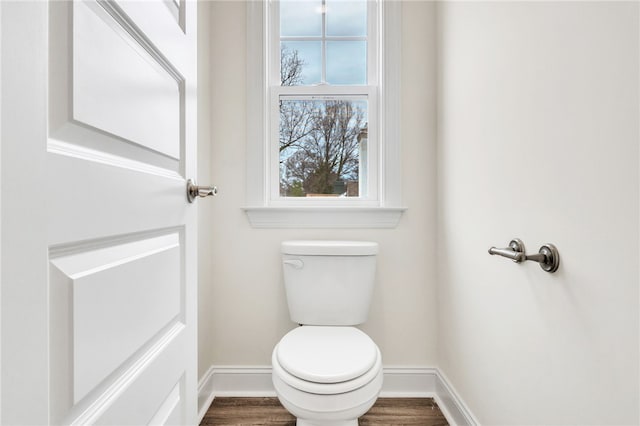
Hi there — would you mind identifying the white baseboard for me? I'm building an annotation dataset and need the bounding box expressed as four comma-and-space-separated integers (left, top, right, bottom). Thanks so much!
205, 366, 276, 397
379, 367, 437, 397
196, 366, 217, 421
434, 369, 479, 426
197, 365, 477, 426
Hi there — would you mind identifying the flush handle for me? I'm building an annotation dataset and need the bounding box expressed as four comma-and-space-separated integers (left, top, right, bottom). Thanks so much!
283, 259, 304, 269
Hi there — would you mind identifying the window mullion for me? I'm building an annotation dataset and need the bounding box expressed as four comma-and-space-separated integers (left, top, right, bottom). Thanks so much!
270, 0, 281, 86
367, 0, 378, 86
321, 0, 327, 84
281, 36, 367, 42
276, 85, 373, 97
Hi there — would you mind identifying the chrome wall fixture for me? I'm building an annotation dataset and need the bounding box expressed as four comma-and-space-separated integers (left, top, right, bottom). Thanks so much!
186, 179, 218, 203
488, 238, 560, 273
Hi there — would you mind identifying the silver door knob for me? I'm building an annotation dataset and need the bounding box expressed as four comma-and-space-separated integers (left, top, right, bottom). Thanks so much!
187, 179, 218, 203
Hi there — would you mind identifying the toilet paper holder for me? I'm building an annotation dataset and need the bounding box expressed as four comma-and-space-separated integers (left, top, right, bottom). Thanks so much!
488, 238, 560, 273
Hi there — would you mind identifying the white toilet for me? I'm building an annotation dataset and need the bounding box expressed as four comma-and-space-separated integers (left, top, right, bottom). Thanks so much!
272, 240, 383, 426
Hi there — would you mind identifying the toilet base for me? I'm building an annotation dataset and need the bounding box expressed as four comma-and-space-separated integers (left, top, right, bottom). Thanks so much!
274, 372, 381, 426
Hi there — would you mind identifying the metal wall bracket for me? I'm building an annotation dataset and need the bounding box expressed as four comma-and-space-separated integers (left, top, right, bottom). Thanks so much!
489, 238, 560, 273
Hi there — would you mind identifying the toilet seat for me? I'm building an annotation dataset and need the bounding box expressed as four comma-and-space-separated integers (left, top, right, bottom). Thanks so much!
277, 326, 377, 383
273, 326, 382, 395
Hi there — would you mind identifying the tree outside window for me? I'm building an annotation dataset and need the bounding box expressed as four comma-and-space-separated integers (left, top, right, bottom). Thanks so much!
278, 47, 367, 197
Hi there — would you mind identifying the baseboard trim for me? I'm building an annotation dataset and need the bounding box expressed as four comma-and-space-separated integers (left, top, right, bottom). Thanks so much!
435, 369, 480, 426
196, 365, 216, 422
379, 366, 437, 397
197, 365, 477, 426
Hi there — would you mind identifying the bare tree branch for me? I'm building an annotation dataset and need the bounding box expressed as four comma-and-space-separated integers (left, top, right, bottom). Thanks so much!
279, 48, 365, 197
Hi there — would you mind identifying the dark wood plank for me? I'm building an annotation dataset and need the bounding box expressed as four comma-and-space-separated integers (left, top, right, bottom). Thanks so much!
200, 397, 295, 425
200, 397, 448, 426
360, 398, 449, 426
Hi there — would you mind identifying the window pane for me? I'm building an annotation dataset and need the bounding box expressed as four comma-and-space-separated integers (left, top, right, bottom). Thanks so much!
326, 0, 367, 37
326, 41, 367, 85
280, 0, 322, 37
279, 98, 368, 198
281, 41, 322, 85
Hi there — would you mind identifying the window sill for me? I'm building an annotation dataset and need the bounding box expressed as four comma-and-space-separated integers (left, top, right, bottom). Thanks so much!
243, 206, 407, 229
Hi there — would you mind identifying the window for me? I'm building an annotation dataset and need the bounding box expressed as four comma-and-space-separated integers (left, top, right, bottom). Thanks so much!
274, 0, 376, 202
246, 0, 404, 227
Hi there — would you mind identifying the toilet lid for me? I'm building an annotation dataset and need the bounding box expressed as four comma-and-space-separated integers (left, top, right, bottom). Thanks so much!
276, 326, 378, 383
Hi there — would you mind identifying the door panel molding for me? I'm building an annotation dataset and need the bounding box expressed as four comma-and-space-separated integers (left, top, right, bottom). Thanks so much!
48, 231, 186, 422
68, 323, 185, 425
49, 0, 185, 173
96, 1, 184, 83
47, 139, 181, 180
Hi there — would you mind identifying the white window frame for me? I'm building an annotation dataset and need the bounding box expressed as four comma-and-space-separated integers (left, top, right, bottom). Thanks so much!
245, 0, 405, 228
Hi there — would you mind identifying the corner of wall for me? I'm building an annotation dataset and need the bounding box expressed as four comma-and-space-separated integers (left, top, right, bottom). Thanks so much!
196, 0, 215, 382
196, 365, 215, 423
434, 369, 479, 426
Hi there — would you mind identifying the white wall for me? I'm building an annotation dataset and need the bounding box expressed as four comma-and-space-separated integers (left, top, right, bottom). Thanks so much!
197, 0, 214, 380
201, 1, 438, 368
437, 2, 639, 425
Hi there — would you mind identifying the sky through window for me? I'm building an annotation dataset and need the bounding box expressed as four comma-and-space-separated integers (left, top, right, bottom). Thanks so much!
280, 0, 368, 86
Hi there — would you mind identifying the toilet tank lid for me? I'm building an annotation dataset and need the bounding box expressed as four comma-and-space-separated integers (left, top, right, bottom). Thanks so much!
281, 240, 378, 256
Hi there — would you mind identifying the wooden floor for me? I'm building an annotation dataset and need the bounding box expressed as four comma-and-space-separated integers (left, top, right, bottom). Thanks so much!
200, 397, 449, 426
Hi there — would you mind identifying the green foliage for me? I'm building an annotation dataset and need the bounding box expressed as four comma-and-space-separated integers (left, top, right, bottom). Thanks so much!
288, 180, 305, 197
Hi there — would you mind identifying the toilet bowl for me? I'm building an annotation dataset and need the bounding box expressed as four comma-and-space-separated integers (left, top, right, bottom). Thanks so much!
272, 326, 383, 426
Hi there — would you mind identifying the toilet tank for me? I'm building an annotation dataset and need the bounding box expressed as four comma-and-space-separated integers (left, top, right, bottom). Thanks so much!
281, 241, 378, 326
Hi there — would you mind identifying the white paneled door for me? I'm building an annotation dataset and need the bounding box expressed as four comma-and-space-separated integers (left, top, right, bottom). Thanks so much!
1, 1, 198, 424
